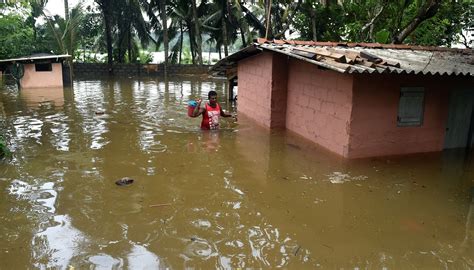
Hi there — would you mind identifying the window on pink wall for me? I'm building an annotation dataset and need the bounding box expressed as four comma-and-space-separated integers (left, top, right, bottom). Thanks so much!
35, 63, 52, 72
397, 87, 425, 127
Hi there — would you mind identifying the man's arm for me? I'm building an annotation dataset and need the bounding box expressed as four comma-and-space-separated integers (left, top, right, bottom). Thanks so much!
220, 107, 232, 117
193, 99, 204, 117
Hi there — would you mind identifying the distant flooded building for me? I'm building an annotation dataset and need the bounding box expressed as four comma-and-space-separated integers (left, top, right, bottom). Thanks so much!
211, 39, 474, 158
0, 54, 71, 89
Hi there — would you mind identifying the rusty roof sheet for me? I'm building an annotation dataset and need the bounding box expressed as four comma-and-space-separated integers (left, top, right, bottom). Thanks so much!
210, 39, 473, 77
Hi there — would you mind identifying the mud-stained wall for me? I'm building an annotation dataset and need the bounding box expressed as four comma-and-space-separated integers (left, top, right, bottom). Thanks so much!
237, 52, 274, 127
21, 63, 63, 88
348, 74, 451, 158
286, 59, 354, 157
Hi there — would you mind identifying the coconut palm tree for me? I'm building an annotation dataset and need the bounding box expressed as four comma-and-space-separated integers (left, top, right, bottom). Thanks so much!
140, 0, 173, 74
95, 0, 114, 73
42, 4, 84, 76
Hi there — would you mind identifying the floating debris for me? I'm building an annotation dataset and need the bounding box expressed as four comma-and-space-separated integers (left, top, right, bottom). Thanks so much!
149, 203, 171, 208
326, 172, 368, 184
115, 177, 134, 186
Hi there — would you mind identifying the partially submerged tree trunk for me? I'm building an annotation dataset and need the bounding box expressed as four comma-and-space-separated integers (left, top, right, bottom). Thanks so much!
392, 0, 442, 44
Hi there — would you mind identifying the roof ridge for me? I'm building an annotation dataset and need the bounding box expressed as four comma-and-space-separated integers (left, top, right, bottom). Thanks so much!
255, 38, 472, 53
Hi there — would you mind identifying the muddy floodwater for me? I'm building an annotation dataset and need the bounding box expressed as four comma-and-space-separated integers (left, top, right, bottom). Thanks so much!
0, 76, 473, 269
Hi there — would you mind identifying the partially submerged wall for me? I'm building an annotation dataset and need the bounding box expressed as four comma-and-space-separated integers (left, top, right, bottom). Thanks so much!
286, 59, 353, 157
348, 74, 450, 158
21, 63, 63, 88
74, 63, 211, 76
235, 51, 473, 159
237, 52, 274, 127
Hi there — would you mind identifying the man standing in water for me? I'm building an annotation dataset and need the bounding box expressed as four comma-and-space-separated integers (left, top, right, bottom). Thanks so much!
193, 91, 233, 130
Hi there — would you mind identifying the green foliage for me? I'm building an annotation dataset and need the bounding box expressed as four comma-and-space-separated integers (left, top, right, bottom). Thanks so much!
293, 2, 346, 41
0, 134, 11, 159
137, 51, 153, 64
3, 0, 468, 66
181, 47, 193, 64
375, 29, 390, 44
0, 14, 35, 59
291, 0, 472, 46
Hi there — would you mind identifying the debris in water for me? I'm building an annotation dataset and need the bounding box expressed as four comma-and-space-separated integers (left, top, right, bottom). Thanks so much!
293, 245, 301, 256
149, 203, 172, 208
287, 143, 301, 150
115, 177, 134, 186
326, 172, 368, 184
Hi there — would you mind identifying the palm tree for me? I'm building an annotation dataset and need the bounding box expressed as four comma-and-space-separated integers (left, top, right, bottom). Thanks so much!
95, 0, 114, 73
28, 0, 49, 41
42, 4, 84, 77
115, 0, 151, 63
191, 0, 203, 64
141, 0, 171, 74
64, 0, 69, 21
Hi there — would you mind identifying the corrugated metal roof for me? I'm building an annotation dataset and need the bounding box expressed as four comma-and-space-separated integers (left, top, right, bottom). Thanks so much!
210, 39, 473, 77
0, 54, 71, 64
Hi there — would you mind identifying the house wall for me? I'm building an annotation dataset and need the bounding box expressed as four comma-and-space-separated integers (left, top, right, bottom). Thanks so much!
286, 59, 354, 157
236, 51, 472, 159
237, 52, 274, 127
21, 63, 63, 88
347, 74, 452, 158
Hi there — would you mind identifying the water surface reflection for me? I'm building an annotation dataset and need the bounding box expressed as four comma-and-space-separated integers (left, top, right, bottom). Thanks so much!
0, 76, 472, 269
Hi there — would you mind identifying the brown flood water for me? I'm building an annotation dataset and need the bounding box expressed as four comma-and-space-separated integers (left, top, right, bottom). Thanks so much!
0, 75, 473, 269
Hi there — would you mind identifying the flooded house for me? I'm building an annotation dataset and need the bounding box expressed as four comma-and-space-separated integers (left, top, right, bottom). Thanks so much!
211, 39, 474, 159
0, 53, 71, 89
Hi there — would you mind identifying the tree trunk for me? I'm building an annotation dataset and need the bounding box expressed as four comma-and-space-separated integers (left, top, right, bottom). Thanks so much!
188, 22, 196, 64
239, 26, 246, 47
311, 9, 317, 41
64, 0, 69, 21
160, 0, 168, 76
222, 8, 229, 57
265, 0, 272, 39
128, 24, 132, 63
103, 3, 114, 73
392, 0, 442, 44
191, 0, 202, 65
179, 22, 183, 64
361, 5, 385, 41
239, 2, 266, 37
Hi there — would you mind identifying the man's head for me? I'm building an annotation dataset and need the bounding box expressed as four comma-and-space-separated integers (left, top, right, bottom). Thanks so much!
208, 91, 217, 105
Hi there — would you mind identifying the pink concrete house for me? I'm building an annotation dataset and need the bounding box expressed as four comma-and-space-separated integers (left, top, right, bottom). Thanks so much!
0, 54, 71, 89
211, 39, 474, 159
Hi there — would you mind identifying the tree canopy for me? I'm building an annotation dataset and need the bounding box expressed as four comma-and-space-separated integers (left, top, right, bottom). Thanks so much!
0, 0, 472, 69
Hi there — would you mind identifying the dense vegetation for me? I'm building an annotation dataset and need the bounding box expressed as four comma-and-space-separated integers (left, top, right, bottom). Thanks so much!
0, 0, 472, 69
